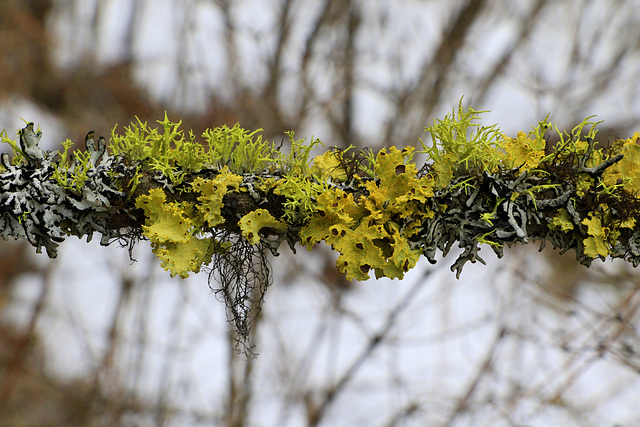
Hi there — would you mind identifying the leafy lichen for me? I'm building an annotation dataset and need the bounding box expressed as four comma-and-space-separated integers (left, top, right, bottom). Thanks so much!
239, 209, 287, 244
192, 169, 243, 227
300, 146, 432, 280
135, 188, 219, 278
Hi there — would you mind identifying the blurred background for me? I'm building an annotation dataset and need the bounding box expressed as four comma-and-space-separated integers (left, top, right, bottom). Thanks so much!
2, 0, 640, 425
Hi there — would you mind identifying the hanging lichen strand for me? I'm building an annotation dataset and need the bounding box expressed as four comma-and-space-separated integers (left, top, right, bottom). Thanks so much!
2, 103, 640, 281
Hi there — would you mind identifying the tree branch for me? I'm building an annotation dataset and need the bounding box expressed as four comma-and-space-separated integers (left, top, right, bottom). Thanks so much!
2, 107, 640, 285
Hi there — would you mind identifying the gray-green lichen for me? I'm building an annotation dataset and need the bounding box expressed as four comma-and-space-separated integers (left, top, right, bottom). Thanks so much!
0, 123, 131, 257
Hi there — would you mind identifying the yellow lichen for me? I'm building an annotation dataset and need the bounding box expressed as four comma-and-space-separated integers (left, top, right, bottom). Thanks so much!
499, 131, 545, 172
603, 133, 640, 194
238, 209, 287, 244
549, 208, 574, 232
582, 213, 610, 258
621, 217, 636, 229
136, 188, 217, 278
372, 146, 434, 218
97, 109, 640, 281
300, 190, 362, 248
136, 188, 192, 243
155, 236, 216, 279
300, 146, 427, 281
312, 150, 349, 181
192, 167, 243, 227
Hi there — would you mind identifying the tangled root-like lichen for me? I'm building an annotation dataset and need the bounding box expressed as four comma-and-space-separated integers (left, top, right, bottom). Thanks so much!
208, 235, 271, 353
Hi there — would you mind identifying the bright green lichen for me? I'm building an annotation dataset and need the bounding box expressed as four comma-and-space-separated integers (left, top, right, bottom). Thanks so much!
110, 113, 204, 184
269, 133, 325, 223
419, 101, 555, 190
543, 116, 603, 167
202, 124, 276, 173
421, 99, 502, 187
278, 131, 323, 175
47, 136, 95, 194
51, 139, 74, 186
476, 231, 503, 249
0, 129, 25, 165
273, 175, 325, 223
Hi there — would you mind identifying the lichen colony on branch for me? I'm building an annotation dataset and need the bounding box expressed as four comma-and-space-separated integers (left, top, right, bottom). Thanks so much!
2, 102, 640, 281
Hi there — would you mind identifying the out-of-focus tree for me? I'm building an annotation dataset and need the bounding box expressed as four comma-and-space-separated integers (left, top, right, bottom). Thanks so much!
2, 0, 640, 425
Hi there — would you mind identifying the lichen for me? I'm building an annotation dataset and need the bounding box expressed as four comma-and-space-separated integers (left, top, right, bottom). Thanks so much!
500, 130, 546, 172
135, 188, 219, 278
0, 123, 127, 257
202, 124, 276, 173
4, 104, 640, 283
192, 169, 243, 227
109, 113, 200, 185
603, 133, 640, 194
239, 209, 287, 245
300, 146, 430, 280
273, 175, 325, 224
420, 98, 503, 186
582, 212, 611, 258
